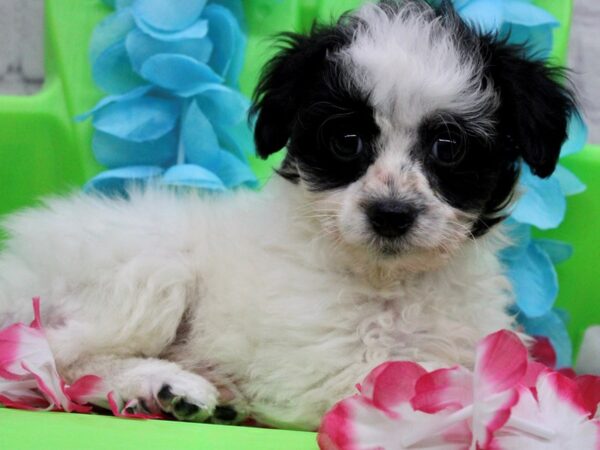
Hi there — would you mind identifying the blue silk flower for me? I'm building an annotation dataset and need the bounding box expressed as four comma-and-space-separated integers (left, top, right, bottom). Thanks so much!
83, 0, 588, 367
80, 0, 257, 194
455, 0, 588, 367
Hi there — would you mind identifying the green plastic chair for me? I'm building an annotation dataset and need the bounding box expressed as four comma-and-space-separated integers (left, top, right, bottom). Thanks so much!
1, 1, 598, 449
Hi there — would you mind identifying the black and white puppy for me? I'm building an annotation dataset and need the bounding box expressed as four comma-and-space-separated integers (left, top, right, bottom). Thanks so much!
0, 0, 574, 430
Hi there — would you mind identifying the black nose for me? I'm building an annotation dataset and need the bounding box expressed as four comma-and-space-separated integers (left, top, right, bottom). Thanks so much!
366, 201, 417, 238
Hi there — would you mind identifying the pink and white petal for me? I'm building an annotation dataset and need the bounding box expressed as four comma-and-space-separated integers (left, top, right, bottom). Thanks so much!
539, 372, 588, 416
30, 297, 43, 330
576, 375, 600, 418
558, 368, 577, 379
0, 394, 49, 410
66, 375, 108, 405
359, 361, 427, 402
0, 323, 53, 377
472, 389, 519, 448
367, 361, 428, 413
523, 361, 550, 389
319, 395, 472, 450
318, 398, 358, 450
411, 366, 473, 414
107, 391, 163, 419
475, 330, 528, 397
500, 373, 600, 449
22, 361, 70, 410
530, 336, 557, 369
0, 377, 39, 398
0, 377, 49, 410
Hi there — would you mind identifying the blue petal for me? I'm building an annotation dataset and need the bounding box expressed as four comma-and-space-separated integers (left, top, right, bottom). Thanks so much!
195, 84, 250, 125
502, 1, 559, 27
502, 23, 555, 60
500, 221, 531, 262
214, 122, 254, 160
181, 100, 221, 167
132, 16, 209, 41
132, 0, 207, 31
511, 168, 566, 229
90, 9, 135, 64
453, 0, 474, 9
76, 85, 152, 121
212, 151, 258, 188
162, 164, 226, 190
102, 0, 116, 9
534, 239, 573, 264
92, 96, 180, 142
116, 0, 135, 9
508, 241, 558, 318
554, 164, 587, 196
518, 309, 573, 368
93, 129, 178, 168
140, 54, 223, 97
208, 0, 246, 31
84, 166, 164, 196
126, 28, 213, 73
457, 0, 504, 32
93, 41, 145, 94
203, 4, 246, 86
561, 114, 589, 157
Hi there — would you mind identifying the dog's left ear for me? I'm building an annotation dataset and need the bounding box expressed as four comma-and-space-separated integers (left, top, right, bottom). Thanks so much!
486, 42, 576, 178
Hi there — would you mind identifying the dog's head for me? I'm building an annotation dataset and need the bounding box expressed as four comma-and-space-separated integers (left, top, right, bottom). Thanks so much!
251, 0, 575, 271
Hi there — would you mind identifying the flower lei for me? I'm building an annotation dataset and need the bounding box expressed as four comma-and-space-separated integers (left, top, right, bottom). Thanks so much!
319, 330, 600, 449
80, 0, 257, 195
453, 0, 588, 368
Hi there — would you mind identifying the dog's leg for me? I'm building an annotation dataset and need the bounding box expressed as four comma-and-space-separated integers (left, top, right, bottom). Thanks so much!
59, 355, 242, 422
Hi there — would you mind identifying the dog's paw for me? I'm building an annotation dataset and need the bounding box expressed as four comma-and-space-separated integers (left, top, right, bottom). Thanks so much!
66, 357, 242, 423
156, 383, 214, 421
148, 371, 219, 422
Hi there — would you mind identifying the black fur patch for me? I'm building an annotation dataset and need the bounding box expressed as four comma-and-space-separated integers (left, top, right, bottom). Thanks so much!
251, 22, 382, 190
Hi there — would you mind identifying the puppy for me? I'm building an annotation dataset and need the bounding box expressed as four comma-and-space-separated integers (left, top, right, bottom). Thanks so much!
0, 0, 574, 430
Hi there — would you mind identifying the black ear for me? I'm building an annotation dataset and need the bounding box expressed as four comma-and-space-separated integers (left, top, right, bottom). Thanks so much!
251, 26, 351, 159
485, 41, 576, 178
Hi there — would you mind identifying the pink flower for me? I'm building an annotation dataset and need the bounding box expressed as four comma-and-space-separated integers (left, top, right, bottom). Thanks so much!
318, 361, 471, 450
318, 330, 600, 450
497, 373, 600, 449
0, 298, 158, 418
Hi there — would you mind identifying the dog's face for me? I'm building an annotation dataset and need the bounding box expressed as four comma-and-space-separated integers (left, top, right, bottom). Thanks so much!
252, 0, 574, 270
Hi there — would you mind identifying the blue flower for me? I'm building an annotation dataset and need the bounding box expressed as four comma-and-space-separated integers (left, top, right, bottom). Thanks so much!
452, 0, 588, 365
455, 0, 559, 58
81, 0, 256, 194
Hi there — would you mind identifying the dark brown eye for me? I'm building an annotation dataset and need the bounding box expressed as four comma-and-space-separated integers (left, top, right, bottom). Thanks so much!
431, 135, 465, 166
331, 133, 364, 161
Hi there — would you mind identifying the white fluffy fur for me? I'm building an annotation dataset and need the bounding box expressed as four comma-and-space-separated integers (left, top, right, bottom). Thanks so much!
341, 1, 498, 134
0, 2, 518, 431
0, 177, 514, 429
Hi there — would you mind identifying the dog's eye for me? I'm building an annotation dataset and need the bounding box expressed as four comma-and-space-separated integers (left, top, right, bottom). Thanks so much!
431, 135, 465, 166
331, 134, 364, 161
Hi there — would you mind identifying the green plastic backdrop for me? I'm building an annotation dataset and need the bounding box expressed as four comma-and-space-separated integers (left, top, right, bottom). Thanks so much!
1, 1, 599, 449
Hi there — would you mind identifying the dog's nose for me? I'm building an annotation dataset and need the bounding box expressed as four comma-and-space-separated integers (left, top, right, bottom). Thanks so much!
366, 201, 417, 238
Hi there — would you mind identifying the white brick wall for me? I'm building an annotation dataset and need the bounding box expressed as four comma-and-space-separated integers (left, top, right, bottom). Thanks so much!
0, 0, 44, 95
0, 0, 598, 143
570, 0, 600, 144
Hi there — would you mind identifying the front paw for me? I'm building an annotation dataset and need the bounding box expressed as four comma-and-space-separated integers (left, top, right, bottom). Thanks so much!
156, 384, 214, 422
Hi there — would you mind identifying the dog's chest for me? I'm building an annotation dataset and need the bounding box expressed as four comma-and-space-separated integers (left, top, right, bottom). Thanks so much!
178, 228, 512, 427
190, 247, 502, 378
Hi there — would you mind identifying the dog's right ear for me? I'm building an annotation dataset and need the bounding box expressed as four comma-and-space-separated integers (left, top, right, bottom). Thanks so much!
251, 27, 350, 159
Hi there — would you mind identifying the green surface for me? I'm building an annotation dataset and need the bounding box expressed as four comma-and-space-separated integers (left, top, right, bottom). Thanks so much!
0, 0, 595, 449
0, 409, 317, 450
